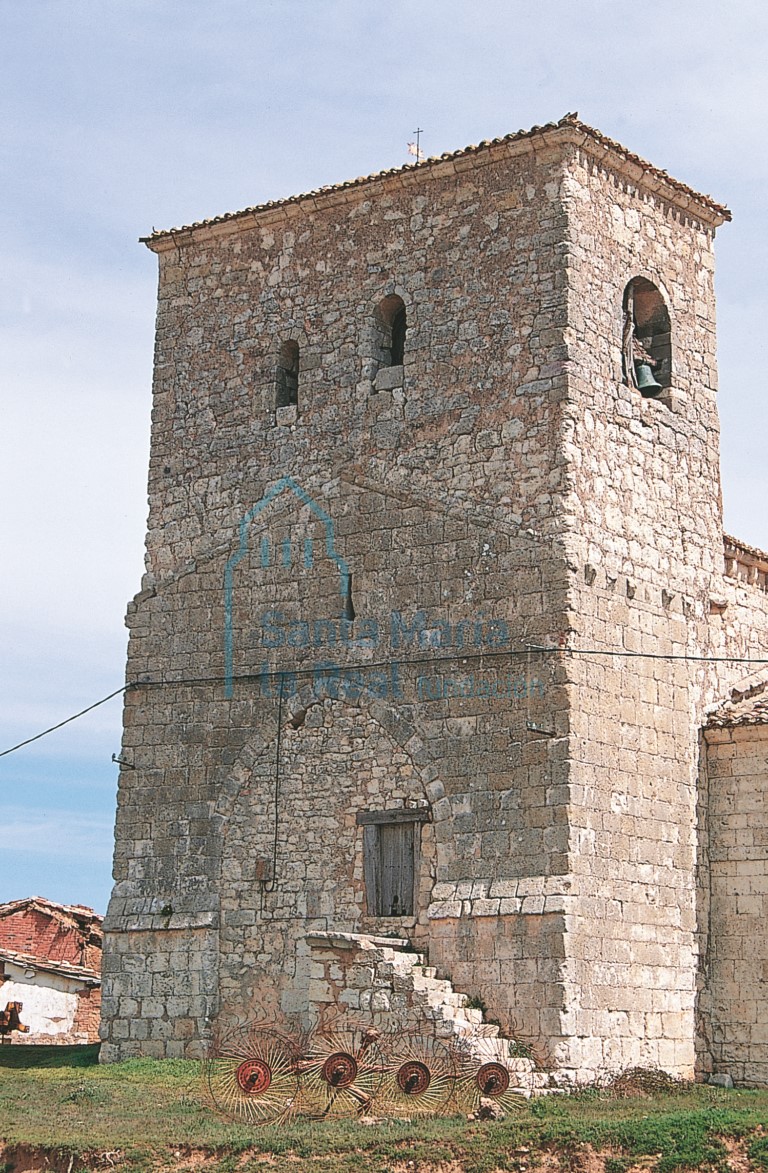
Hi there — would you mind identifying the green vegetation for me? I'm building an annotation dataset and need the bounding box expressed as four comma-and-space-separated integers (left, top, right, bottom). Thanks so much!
464, 994, 489, 1014
2, 1047, 768, 1172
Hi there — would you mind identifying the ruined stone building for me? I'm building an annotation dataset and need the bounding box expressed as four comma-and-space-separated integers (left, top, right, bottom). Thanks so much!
101, 115, 768, 1085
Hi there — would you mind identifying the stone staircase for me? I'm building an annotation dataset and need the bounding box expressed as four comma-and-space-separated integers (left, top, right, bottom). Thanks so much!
306, 931, 551, 1095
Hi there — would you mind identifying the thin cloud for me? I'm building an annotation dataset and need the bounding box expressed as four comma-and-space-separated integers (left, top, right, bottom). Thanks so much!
0, 808, 114, 863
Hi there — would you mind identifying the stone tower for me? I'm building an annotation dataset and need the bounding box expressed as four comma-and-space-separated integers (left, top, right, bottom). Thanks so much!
101, 116, 759, 1082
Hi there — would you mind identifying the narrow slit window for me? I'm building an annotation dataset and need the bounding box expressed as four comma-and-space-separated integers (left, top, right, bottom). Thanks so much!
276, 340, 299, 409
342, 572, 355, 623
391, 304, 406, 366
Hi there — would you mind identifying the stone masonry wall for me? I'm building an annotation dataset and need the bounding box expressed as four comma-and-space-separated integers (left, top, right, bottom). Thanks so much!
100, 925, 218, 1061
102, 135, 577, 1060
141, 143, 572, 587
547, 144, 754, 1079
701, 723, 768, 1086
217, 699, 436, 1027
102, 122, 768, 1079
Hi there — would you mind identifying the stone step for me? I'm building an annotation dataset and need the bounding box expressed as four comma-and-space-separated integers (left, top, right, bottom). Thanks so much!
401, 952, 428, 968
423, 988, 467, 1010
412, 976, 455, 997
441, 989, 467, 1006
323, 937, 550, 1095
471, 1021, 500, 1038
376, 949, 427, 972
461, 1036, 539, 1073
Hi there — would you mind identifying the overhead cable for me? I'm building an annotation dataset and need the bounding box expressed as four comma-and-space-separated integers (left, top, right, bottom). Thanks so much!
2, 640, 768, 759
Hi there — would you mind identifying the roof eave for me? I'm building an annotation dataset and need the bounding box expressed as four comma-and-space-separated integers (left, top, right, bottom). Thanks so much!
142, 115, 731, 253
0, 950, 101, 985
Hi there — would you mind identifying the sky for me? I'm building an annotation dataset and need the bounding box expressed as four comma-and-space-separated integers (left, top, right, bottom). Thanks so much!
2, 0, 768, 915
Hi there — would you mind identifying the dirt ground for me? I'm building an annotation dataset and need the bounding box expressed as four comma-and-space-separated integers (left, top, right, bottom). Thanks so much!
1, 1139, 765, 1173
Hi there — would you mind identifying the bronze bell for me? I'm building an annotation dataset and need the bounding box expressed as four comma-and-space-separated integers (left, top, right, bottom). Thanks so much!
634, 361, 663, 396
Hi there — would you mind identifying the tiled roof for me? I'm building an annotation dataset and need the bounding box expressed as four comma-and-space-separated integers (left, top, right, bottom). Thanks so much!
0, 896, 103, 935
0, 896, 102, 924
142, 113, 730, 245
706, 694, 768, 729
0, 947, 100, 985
724, 533, 768, 566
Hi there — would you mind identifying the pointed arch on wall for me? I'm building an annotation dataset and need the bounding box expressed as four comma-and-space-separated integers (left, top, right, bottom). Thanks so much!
212, 679, 451, 870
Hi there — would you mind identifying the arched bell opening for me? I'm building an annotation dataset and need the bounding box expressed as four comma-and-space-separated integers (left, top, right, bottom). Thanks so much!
622, 278, 671, 398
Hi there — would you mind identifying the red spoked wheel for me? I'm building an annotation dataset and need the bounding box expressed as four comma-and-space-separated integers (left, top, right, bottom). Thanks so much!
321, 1051, 359, 1089
205, 1025, 301, 1125
454, 1038, 527, 1115
298, 1028, 385, 1118
476, 1061, 511, 1097
397, 1060, 431, 1095
378, 1033, 456, 1116
236, 1057, 273, 1095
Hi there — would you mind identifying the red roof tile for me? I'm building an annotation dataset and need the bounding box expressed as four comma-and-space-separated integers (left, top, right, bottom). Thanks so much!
706, 693, 768, 729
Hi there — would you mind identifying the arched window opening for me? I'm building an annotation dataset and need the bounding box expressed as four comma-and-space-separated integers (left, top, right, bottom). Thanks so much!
275, 340, 299, 409
372, 294, 407, 390
622, 278, 671, 399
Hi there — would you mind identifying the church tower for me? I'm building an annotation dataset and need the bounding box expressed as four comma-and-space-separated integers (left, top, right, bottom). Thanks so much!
101, 116, 744, 1082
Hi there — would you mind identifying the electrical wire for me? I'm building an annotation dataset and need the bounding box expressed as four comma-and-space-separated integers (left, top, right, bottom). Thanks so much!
0, 685, 129, 759
2, 640, 768, 760
129, 642, 768, 692
263, 673, 285, 894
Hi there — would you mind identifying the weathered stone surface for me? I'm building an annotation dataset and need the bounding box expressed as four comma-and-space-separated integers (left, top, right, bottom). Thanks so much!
698, 713, 768, 1087
100, 117, 768, 1085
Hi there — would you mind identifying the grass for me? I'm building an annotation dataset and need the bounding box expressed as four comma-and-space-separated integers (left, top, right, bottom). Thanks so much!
2, 1047, 768, 1171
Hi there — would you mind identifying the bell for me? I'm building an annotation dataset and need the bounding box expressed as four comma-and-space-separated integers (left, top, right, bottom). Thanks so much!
634, 361, 663, 395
